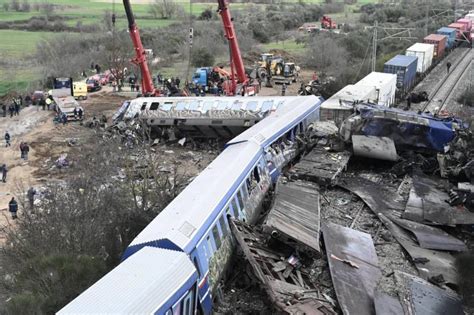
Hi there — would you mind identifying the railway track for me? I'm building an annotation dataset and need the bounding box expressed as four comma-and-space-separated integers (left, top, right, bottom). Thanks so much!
422, 48, 473, 115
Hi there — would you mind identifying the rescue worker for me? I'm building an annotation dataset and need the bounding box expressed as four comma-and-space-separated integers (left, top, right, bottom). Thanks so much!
8, 197, 18, 219
78, 108, 83, 120
447, 61, 451, 74
45, 97, 52, 111
73, 108, 78, 119
4, 131, 11, 147
405, 95, 411, 110
1, 164, 7, 182
281, 83, 287, 96
23, 142, 29, 160
20, 142, 25, 159
27, 187, 36, 211
39, 98, 46, 110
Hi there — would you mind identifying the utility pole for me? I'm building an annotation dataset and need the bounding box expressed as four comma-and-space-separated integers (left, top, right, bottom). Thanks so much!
372, 21, 378, 72
424, 0, 429, 36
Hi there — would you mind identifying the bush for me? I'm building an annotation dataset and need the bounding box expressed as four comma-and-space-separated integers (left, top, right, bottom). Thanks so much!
191, 47, 215, 67
457, 89, 474, 107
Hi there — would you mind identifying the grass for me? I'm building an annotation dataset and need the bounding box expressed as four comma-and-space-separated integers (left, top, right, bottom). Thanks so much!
262, 39, 306, 55
0, 30, 58, 57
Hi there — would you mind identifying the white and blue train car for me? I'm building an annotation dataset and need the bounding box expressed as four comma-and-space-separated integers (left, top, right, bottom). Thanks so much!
57, 95, 324, 315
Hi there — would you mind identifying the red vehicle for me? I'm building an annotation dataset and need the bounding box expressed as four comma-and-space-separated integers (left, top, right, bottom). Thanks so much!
86, 79, 102, 92
32, 91, 45, 105
321, 15, 337, 29
123, 0, 159, 96
216, 0, 259, 96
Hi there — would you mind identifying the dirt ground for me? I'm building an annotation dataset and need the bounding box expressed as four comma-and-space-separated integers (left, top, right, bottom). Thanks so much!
0, 89, 221, 232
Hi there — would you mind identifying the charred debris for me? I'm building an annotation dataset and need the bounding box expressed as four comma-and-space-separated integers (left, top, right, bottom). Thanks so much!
220, 107, 472, 314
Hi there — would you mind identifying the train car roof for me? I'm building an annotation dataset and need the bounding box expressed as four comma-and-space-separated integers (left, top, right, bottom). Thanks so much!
58, 247, 197, 315
226, 95, 323, 148
124, 141, 262, 257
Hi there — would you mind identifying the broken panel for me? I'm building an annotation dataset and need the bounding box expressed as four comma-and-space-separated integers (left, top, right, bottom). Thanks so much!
290, 148, 351, 185
263, 180, 321, 254
352, 135, 398, 161
322, 222, 381, 315
230, 219, 335, 314
373, 290, 404, 315
394, 271, 463, 315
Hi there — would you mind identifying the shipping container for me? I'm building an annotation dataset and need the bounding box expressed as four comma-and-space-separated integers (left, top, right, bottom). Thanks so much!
423, 34, 447, 58
457, 18, 473, 31
355, 72, 397, 107
437, 27, 457, 48
320, 84, 376, 126
448, 23, 467, 39
406, 43, 434, 73
383, 55, 418, 94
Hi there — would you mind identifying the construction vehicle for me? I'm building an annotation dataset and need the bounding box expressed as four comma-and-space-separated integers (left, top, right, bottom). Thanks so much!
321, 15, 337, 30
256, 53, 299, 85
190, 0, 258, 96
273, 62, 300, 85
51, 78, 83, 121
122, 0, 160, 96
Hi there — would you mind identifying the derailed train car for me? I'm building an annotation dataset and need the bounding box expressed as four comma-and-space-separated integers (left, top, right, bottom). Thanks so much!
58, 95, 324, 315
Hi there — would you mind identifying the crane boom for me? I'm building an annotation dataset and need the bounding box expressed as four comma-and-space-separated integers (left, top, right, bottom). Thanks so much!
217, 0, 248, 93
123, 0, 158, 96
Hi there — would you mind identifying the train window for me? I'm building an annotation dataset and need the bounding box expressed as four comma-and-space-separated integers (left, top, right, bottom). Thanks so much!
181, 288, 195, 315
201, 100, 214, 112
212, 226, 222, 250
231, 199, 239, 217
237, 191, 244, 210
245, 101, 258, 111
261, 101, 273, 112
160, 103, 173, 111
149, 102, 160, 110
216, 101, 229, 110
219, 216, 229, 237
225, 206, 231, 217
193, 257, 201, 278
140, 102, 147, 110
175, 102, 187, 110
299, 122, 304, 133
242, 184, 249, 200
188, 101, 199, 111
253, 167, 261, 183
246, 178, 251, 194
206, 236, 215, 254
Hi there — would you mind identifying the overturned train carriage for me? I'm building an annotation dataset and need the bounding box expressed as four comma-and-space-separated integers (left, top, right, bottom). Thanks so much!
114, 96, 312, 139
58, 95, 324, 315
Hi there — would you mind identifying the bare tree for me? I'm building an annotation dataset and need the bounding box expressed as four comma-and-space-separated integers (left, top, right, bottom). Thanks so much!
149, 0, 182, 19
0, 137, 188, 314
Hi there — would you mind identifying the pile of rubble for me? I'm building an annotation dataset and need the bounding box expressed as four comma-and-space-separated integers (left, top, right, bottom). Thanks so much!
225, 117, 473, 314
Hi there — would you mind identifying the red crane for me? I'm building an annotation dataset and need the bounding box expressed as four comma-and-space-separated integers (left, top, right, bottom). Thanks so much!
217, 0, 258, 96
123, 0, 159, 96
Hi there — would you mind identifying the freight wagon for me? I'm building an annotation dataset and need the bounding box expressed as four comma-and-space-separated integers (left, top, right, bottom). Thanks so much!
320, 84, 376, 127
355, 72, 397, 107
423, 34, 447, 59
405, 43, 434, 73
383, 55, 417, 95
437, 27, 457, 49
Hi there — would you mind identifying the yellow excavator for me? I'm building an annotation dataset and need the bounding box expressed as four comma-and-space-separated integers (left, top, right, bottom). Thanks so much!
256, 53, 299, 86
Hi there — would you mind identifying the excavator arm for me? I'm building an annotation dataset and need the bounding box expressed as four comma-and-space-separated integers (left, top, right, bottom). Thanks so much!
123, 0, 159, 96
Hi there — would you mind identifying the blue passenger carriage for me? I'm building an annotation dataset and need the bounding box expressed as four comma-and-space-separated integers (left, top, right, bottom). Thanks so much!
58, 96, 324, 315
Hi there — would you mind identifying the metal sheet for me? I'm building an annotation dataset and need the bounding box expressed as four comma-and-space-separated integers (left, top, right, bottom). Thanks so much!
322, 222, 381, 315
394, 271, 463, 315
264, 180, 320, 253
374, 290, 404, 315
352, 135, 398, 161
379, 214, 458, 286
411, 174, 474, 225
391, 216, 466, 252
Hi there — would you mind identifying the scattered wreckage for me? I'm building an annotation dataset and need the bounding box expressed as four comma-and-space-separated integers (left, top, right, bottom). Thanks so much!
224, 103, 472, 314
